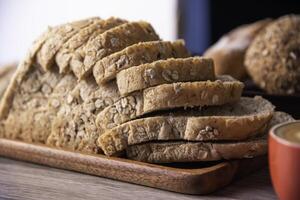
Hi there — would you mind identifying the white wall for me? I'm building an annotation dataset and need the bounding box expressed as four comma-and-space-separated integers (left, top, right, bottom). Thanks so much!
0, 0, 177, 65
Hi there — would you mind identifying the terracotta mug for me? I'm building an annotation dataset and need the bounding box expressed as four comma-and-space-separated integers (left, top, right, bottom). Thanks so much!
269, 120, 300, 200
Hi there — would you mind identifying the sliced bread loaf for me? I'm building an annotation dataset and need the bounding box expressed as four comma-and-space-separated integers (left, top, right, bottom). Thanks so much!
55, 17, 127, 74
98, 96, 274, 156
126, 111, 294, 163
116, 57, 215, 96
36, 17, 99, 70
96, 76, 244, 132
71, 21, 160, 80
93, 40, 190, 84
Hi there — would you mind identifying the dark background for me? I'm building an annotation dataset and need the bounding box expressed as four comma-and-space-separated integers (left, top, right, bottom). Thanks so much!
178, 0, 300, 55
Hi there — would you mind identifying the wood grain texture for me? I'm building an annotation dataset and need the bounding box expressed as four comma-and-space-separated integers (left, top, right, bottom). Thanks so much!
0, 138, 274, 197
0, 158, 276, 200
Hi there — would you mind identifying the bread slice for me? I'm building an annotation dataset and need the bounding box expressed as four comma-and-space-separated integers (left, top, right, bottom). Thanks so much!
126, 111, 294, 163
93, 40, 190, 84
126, 139, 267, 163
96, 76, 244, 132
71, 21, 160, 80
116, 57, 215, 96
55, 17, 127, 74
97, 96, 273, 156
36, 17, 99, 70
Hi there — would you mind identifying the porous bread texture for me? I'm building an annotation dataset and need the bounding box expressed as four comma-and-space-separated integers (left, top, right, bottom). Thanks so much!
93, 40, 190, 84
245, 15, 300, 94
45, 80, 120, 153
116, 57, 215, 96
96, 76, 244, 133
98, 96, 274, 156
126, 111, 294, 163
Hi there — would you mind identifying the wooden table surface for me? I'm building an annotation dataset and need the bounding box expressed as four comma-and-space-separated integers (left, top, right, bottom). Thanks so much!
0, 157, 277, 200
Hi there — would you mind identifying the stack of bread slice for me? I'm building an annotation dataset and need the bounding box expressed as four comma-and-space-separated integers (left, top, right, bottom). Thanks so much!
0, 17, 295, 164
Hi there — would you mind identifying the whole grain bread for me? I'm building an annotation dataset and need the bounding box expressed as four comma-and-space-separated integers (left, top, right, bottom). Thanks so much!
96, 76, 244, 132
93, 40, 190, 84
245, 15, 300, 94
36, 17, 99, 70
116, 57, 215, 96
55, 17, 127, 74
98, 96, 273, 156
126, 111, 294, 163
46, 80, 120, 153
71, 21, 160, 80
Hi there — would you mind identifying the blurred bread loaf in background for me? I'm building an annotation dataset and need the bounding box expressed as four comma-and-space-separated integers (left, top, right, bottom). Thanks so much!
204, 19, 271, 80
245, 15, 300, 95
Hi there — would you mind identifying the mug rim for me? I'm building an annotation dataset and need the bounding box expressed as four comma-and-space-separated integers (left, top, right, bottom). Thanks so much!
269, 120, 300, 148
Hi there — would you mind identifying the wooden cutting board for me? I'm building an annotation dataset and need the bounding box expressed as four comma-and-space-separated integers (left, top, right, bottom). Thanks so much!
0, 138, 267, 195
